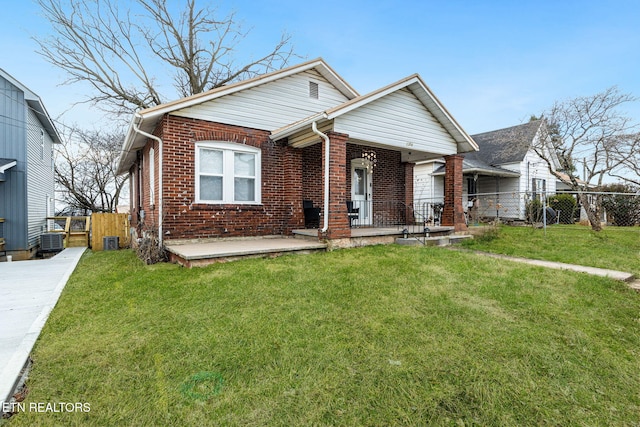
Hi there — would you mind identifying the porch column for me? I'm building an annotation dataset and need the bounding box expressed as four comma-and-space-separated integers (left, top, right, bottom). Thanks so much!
319, 131, 351, 240
442, 154, 467, 232
404, 162, 414, 224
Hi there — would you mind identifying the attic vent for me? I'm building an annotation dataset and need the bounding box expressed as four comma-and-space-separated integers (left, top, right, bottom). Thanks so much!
309, 81, 319, 99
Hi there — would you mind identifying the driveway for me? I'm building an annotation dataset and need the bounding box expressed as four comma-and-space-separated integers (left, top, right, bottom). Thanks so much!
0, 247, 85, 405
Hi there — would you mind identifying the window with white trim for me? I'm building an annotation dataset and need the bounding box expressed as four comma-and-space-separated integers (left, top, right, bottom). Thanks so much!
195, 142, 261, 204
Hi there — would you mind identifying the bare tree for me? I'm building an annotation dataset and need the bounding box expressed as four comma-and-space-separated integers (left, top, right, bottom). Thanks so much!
55, 127, 128, 214
533, 87, 640, 231
610, 134, 640, 187
35, 0, 296, 117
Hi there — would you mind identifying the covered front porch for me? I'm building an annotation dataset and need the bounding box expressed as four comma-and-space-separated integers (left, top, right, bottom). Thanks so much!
272, 74, 477, 242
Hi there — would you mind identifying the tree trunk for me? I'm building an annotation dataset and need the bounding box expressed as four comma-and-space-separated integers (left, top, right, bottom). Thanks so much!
577, 192, 602, 232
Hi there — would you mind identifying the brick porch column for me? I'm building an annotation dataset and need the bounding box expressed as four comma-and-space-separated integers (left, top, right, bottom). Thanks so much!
404, 162, 414, 224
319, 131, 351, 240
442, 154, 467, 232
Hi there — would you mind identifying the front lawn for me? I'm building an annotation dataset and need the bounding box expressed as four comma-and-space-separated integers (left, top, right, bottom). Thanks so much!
8, 245, 640, 426
463, 224, 640, 276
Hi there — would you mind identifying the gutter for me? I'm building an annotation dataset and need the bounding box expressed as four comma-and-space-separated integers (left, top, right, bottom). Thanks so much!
132, 113, 164, 246
311, 121, 330, 233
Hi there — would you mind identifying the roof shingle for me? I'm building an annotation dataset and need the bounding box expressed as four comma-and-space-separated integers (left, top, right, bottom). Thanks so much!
467, 120, 543, 166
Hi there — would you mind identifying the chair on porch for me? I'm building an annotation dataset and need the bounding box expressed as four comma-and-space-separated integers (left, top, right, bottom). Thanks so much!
346, 200, 360, 227
303, 200, 321, 228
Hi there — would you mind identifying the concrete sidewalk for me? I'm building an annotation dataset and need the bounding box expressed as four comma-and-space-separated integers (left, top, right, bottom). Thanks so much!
0, 247, 85, 405
471, 251, 636, 283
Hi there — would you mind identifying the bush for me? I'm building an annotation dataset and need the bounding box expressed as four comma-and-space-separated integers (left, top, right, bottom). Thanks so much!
549, 194, 577, 224
526, 199, 543, 223
600, 184, 640, 226
135, 227, 167, 264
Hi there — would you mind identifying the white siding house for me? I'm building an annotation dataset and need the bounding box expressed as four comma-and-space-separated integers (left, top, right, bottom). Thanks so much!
415, 120, 559, 221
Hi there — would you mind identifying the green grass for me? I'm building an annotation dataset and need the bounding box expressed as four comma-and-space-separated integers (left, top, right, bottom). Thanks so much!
8, 245, 640, 426
463, 224, 640, 276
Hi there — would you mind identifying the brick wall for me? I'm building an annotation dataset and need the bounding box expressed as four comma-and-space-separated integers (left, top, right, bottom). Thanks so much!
324, 131, 350, 239
129, 115, 415, 240
133, 115, 304, 240
442, 154, 467, 231
302, 143, 323, 208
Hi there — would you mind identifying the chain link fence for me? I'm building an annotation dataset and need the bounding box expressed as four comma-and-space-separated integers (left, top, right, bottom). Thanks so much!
460, 191, 640, 227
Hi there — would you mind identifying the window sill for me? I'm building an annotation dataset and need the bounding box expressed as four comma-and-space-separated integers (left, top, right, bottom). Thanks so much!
191, 203, 263, 211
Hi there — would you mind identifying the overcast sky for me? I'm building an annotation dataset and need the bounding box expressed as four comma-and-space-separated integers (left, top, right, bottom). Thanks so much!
1, 0, 639, 135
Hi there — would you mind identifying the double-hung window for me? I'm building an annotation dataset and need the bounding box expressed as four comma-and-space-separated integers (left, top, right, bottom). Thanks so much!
532, 178, 546, 201
196, 142, 261, 204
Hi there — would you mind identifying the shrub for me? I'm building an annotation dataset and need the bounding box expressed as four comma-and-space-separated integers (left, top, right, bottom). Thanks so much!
526, 199, 543, 223
600, 184, 640, 226
135, 227, 167, 264
549, 194, 577, 224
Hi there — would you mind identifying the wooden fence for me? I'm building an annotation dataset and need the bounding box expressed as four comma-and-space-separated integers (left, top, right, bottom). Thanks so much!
91, 213, 130, 251
46, 216, 91, 247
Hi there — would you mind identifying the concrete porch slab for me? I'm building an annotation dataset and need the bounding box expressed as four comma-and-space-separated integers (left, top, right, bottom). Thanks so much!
165, 237, 327, 267
292, 225, 455, 238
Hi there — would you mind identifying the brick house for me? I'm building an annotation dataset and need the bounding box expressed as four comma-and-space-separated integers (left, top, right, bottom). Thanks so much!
116, 58, 477, 247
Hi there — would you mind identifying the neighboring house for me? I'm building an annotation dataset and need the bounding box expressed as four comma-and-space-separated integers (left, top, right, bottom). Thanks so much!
116, 58, 477, 247
0, 68, 61, 260
415, 120, 559, 221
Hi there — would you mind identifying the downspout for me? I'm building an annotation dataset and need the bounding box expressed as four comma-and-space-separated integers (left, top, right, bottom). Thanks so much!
132, 113, 164, 246
311, 121, 330, 233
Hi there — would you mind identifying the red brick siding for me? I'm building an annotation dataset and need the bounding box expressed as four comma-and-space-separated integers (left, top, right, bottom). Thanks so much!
129, 115, 415, 239
323, 132, 350, 239
302, 143, 323, 209
133, 115, 304, 240
442, 154, 467, 231
131, 139, 160, 232
304, 142, 412, 207
345, 143, 413, 224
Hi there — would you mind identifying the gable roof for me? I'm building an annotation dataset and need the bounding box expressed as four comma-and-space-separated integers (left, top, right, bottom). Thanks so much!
143, 58, 358, 118
466, 120, 543, 166
117, 58, 358, 173
0, 68, 61, 144
271, 74, 478, 154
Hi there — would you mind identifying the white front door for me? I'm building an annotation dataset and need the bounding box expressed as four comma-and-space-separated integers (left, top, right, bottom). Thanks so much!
351, 159, 373, 225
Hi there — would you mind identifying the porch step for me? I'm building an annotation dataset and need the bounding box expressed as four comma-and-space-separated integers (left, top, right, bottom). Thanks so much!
395, 234, 473, 247
292, 229, 320, 242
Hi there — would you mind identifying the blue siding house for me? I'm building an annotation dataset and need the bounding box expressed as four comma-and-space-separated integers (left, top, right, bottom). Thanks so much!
0, 68, 61, 260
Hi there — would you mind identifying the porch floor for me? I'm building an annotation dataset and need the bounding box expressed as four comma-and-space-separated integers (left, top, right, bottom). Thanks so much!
165, 237, 327, 267
165, 226, 456, 267
292, 225, 455, 238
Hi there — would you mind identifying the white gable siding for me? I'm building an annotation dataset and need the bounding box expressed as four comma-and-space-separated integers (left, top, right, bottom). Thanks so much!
519, 150, 557, 196
413, 162, 444, 202
26, 108, 55, 249
333, 88, 457, 155
172, 70, 350, 131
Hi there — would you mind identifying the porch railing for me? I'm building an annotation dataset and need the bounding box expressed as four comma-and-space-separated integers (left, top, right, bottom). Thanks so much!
347, 199, 445, 228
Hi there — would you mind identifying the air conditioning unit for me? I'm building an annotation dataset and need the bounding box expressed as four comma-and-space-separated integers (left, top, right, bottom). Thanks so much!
103, 236, 119, 251
41, 233, 64, 252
